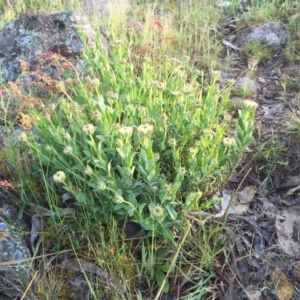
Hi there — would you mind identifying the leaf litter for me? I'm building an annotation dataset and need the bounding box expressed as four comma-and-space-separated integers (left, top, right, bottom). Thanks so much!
210, 172, 300, 299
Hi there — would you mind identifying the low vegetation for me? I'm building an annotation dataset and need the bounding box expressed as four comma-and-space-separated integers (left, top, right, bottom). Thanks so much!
0, 0, 299, 299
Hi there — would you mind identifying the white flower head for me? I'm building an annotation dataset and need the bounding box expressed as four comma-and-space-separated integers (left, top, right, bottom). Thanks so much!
168, 138, 176, 147
161, 182, 171, 192
195, 140, 201, 146
113, 194, 124, 204
49, 103, 56, 111
149, 204, 164, 218
137, 124, 154, 136
194, 100, 201, 107
17, 132, 27, 142
170, 90, 181, 97
189, 147, 197, 155
137, 106, 146, 114
97, 181, 106, 190
53, 171, 66, 183
63, 145, 73, 155
223, 137, 235, 147
111, 123, 121, 130
63, 132, 71, 140
82, 124, 96, 135
90, 78, 100, 87
151, 80, 166, 90
183, 84, 192, 93
161, 114, 167, 123
84, 165, 93, 176
243, 100, 258, 110
212, 70, 221, 80
119, 126, 134, 137
108, 91, 119, 99
223, 114, 232, 122
90, 111, 101, 119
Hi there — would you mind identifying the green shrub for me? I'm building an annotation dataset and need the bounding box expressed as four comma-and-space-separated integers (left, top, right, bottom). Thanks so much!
22, 36, 255, 239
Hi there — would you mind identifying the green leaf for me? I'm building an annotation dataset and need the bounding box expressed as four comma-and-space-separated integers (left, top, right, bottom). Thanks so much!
117, 143, 132, 158
75, 192, 87, 203
159, 264, 171, 272
185, 191, 202, 209
140, 148, 148, 165
63, 69, 73, 79
130, 207, 137, 216
160, 226, 174, 241
155, 269, 170, 293
129, 193, 138, 208
166, 204, 177, 220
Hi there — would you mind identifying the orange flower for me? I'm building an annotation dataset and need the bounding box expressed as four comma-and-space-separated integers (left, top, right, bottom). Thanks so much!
153, 17, 164, 30
0, 180, 15, 190
18, 113, 34, 128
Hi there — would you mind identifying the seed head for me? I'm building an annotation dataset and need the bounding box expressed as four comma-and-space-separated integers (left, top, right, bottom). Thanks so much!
113, 194, 124, 204
108, 91, 119, 99
63, 146, 73, 155
17, 132, 27, 142
149, 204, 164, 218
53, 171, 66, 183
97, 181, 106, 190
137, 124, 154, 136
183, 84, 192, 93
161, 182, 170, 192
90, 111, 101, 119
243, 100, 258, 110
223, 137, 235, 147
82, 124, 96, 135
84, 165, 93, 176
63, 132, 71, 140
119, 126, 134, 137
168, 138, 176, 147
151, 80, 166, 90
90, 78, 100, 87
170, 90, 181, 96
194, 100, 201, 107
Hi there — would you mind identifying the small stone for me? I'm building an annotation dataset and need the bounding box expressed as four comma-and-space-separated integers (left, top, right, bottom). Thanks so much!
231, 77, 260, 98
294, 262, 300, 281
0, 222, 7, 231
257, 77, 266, 83
228, 34, 237, 42
237, 22, 287, 51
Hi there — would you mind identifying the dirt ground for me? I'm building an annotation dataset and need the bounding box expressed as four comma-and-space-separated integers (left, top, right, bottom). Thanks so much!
210, 34, 300, 299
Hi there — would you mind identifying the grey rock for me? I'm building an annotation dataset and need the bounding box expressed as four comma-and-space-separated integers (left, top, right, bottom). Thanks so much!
231, 77, 260, 98
218, 72, 235, 86
0, 191, 33, 299
257, 77, 266, 83
81, 0, 131, 17
238, 22, 287, 51
0, 10, 107, 82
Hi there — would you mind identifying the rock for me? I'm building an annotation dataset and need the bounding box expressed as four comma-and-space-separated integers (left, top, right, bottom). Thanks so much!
231, 77, 260, 98
81, 0, 131, 17
257, 77, 266, 83
217, 72, 235, 89
237, 22, 287, 51
0, 191, 33, 299
0, 10, 108, 82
